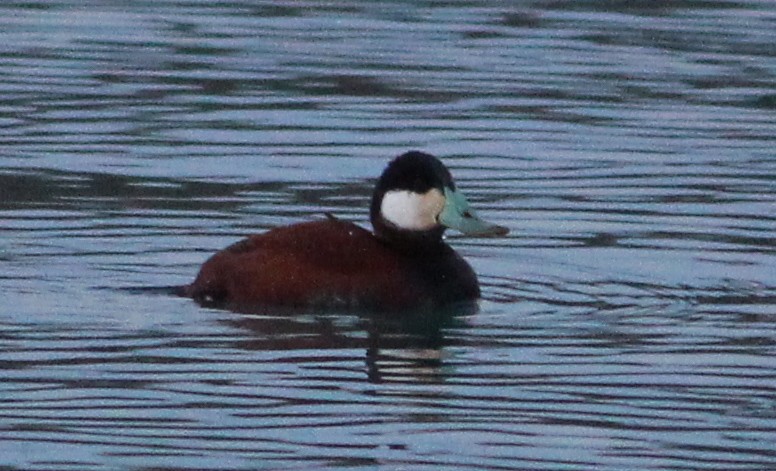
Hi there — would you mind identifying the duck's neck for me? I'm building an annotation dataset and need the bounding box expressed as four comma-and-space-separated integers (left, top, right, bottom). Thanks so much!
371, 218, 448, 255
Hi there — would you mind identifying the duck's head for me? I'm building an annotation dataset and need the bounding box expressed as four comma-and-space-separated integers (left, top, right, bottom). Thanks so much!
370, 151, 509, 246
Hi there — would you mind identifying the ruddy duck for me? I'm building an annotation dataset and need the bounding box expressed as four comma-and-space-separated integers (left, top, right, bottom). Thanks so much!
184, 151, 508, 311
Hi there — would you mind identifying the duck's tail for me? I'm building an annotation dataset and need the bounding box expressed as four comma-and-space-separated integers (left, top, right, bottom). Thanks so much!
115, 285, 191, 298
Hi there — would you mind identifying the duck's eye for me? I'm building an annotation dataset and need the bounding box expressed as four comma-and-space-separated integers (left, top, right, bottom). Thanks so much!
462, 210, 473, 218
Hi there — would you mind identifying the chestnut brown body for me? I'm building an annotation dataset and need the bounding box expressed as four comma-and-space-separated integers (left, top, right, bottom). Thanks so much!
186, 218, 479, 310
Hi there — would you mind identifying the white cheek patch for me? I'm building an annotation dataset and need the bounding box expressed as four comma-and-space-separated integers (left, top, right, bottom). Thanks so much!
380, 189, 446, 231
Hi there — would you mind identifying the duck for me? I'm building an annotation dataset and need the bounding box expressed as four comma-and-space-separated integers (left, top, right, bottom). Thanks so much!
184, 151, 508, 311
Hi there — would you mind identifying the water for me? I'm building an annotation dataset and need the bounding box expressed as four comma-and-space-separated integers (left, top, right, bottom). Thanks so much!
1, 1, 775, 470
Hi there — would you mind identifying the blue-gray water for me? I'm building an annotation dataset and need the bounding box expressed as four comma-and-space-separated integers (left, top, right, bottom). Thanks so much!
1, 1, 775, 470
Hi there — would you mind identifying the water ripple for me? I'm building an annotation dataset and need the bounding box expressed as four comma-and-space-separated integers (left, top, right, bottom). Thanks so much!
2, 1, 775, 470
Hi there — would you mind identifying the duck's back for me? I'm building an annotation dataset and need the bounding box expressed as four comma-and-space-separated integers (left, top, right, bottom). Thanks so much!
185, 218, 478, 310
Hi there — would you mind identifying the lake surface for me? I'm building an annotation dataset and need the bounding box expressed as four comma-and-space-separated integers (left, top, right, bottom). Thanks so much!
1, 1, 775, 470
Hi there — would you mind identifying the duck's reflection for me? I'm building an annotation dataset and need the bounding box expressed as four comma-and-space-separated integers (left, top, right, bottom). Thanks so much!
222, 302, 478, 383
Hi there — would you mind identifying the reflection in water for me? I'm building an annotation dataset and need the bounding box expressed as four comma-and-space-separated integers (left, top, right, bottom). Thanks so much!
1, 0, 775, 470
225, 303, 476, 384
